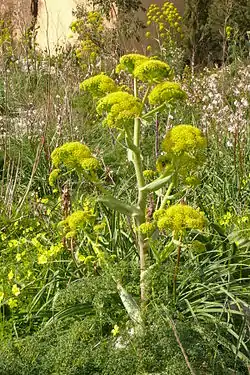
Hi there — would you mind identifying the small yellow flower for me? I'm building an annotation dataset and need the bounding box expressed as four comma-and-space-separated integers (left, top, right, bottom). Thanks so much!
8, 298, 18, 309
111, 324, 119, 336
16, 253, 22, 262
8, 270, 14, 281
38, 254, 48, 264
12, 284, 20, 297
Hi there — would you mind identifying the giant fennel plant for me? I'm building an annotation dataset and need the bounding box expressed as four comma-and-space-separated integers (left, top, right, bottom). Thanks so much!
50, 54, 206, 326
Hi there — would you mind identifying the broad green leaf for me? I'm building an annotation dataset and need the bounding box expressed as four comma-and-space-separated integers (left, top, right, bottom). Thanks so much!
140, 174, 172, 192
99, 195, 141, 216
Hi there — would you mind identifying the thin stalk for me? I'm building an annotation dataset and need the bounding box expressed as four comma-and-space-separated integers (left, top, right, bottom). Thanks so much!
173, 236, 182, 303
142, 103, 166, 119
155, 112, 159, 158
168, 317, 197, 375
160, 182, 174, 209
15, 138, 44, 216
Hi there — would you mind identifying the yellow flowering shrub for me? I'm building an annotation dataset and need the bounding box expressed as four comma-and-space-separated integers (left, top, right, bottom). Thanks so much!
70, 11, 105, 67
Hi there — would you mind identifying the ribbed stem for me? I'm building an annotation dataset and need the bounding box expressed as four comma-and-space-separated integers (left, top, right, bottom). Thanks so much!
132, 78, 148, 302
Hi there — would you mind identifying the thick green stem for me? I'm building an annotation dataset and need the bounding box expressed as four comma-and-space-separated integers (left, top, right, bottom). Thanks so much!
132, 78, 149, 302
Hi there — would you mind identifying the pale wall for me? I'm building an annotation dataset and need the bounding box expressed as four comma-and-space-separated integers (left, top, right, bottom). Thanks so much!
0, 0, 185, 52
35, 0, 185, 52
36, 0, 85, 51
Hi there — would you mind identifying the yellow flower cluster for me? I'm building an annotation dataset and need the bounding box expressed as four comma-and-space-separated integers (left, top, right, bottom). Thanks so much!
80, 74, 117, 98
76, 39, 100, 64
59, 206, 96, 238
154, 204, 206, 233
148, 81, 186, 105
37, 243, 64, 265
87, 11, 103, 26
162, 125, 206, 154
160, 125, 206, 178
116, 53, 171, 83
116, 54, 149, 74
134, 60, 171, 83
96, 91, 142, 128
139, 222, 156, 236
51, 142, 99, 173
48, 169, 60, 187
146, 1, 183, 38
70, 11, 104, 66
156, 154, 171, 173
143, 169, 157, 182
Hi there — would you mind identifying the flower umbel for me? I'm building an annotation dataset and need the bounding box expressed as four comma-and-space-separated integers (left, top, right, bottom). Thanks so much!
80, 74, 117, 98
116, 54, 149, 74
51, 142, 99, 173
133, 60, 171, 83
97, 91, 142, 128
59, 206, 96, 237
149, 81, 186, 105
154, 204, 206, 233
162, 125, 206, 154
48, 168, 60, 187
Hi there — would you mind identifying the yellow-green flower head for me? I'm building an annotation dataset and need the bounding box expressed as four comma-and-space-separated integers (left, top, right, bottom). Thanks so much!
149, 81, 186, 105
133, 60, 171, 83
162, 125, 206, 154
12, 284, 21, 297
154, 204, 205, 233
96, 91, 142, 128
51, 142, 99, 173
139, 222, 156, 236
48, 168, 60, 187
61, 209, 95, 232
80, 74, 117, 98
116, 54, 149, 74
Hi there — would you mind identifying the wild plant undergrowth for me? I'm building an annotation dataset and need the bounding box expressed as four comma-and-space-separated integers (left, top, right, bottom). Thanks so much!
0, 14, 250, 375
